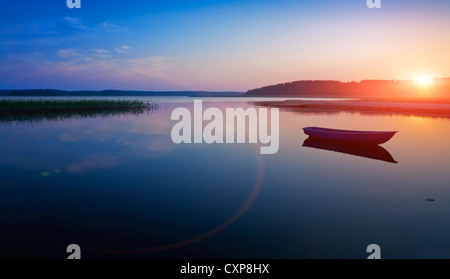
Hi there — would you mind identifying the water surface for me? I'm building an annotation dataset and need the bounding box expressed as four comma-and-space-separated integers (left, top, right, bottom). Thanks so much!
1, 97, 449, 258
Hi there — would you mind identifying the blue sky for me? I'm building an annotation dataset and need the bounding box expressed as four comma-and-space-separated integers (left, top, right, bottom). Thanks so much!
1, 0, 449, 91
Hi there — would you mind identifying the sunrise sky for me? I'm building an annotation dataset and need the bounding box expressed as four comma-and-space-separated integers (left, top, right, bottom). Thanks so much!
0, 0, 449, 91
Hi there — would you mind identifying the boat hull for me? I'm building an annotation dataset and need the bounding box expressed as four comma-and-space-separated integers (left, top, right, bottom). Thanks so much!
303, 127, 397, 145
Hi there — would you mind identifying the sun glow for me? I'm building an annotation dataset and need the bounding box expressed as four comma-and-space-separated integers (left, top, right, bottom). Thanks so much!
416, 76, 433, 87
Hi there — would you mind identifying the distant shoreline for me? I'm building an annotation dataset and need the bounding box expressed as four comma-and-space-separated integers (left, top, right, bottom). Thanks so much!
254, 99, 450, 118
245, 78, 450, 101
0, 89, 244, 97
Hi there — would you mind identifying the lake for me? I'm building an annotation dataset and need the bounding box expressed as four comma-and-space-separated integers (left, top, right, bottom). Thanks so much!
1, 97, 449, 259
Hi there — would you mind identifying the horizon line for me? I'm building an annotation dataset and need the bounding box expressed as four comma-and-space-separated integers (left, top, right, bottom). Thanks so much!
2, 77, 450, 92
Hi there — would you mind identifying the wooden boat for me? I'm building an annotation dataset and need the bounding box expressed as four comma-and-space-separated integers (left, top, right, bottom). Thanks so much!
302, 126, 397, 145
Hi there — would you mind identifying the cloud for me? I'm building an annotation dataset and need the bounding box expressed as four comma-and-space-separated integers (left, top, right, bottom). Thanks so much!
1, 17, 128, 37
93, 49, 112, 59
97, 22, 128, 33
2, 48, 180, 90
63, 17, 88, 30
57, 48, 114, 60
125, 56, 173, 74
61, 18, 128, 34
52, 54, 174, 78
115, 45, 132, 54
57, 48, 82, 58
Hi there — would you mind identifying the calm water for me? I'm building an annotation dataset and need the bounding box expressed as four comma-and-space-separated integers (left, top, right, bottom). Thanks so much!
1, 97, 450, 259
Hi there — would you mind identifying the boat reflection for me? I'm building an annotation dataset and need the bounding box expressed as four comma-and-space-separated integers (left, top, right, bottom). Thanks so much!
302, 137, 398, 164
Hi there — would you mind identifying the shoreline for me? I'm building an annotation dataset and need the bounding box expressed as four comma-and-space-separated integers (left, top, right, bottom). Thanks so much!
253, 99, 450, 118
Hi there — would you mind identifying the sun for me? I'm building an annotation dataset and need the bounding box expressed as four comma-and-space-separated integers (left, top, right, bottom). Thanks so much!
415, 76, 433, 87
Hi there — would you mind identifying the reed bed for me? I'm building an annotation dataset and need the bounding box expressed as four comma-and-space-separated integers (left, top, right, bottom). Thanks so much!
0, 99, 158, 122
